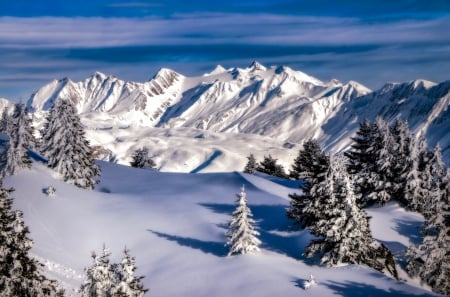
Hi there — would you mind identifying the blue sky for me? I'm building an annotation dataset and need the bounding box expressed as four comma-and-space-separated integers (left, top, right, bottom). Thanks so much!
1, 0, 449, 100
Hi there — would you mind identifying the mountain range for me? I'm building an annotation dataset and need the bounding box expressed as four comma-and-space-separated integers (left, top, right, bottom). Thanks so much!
2, 61, 449, 171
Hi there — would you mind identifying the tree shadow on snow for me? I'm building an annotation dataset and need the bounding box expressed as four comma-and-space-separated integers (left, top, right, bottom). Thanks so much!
148, 230, 228, 257
378, 219, 423, 271
292, 278, 308, 290
393, 218, 423, 246
323, 280, 435, 297
199, 203, 310, 260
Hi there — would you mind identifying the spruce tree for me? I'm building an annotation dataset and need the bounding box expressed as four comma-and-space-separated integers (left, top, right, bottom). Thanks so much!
226, 185, 261, 256
256, 155, 287, 178
389, 119, 414, 204
130, 147, 156, 170
41, 99, 100, 189
345, 119, 383, 205
369, 117, 394, 205
305, 157, 398, 279
407, 168, 450, 295
243, 153, 257, 174
0, 103, 36, 176
404, 136, 431, 212
0, 107, 9, 133
287, 139, 330, 227
0, 184, 61, 296
116, 248, 147, 297
81, 245, 147, 297
81, 245, 117, 297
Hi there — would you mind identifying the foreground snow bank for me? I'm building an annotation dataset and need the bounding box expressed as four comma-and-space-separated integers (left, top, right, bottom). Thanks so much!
4, 161, 440, 296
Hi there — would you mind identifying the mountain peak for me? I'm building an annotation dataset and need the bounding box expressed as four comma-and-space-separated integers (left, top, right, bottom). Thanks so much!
152, 68, 182, 81
91, 71, 107, 80
204, 65, 227, 76
248, 60, 266, 72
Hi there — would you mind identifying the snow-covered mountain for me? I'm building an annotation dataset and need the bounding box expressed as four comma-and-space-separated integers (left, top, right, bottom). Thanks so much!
27, 62, 370, 136
19, 62, 450, 169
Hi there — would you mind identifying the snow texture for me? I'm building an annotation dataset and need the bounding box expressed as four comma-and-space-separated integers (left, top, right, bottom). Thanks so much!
3, 160, 443, 297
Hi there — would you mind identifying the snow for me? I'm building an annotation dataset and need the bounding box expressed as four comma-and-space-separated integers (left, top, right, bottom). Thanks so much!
3, 160, 442, 297
8, 64, 446, 169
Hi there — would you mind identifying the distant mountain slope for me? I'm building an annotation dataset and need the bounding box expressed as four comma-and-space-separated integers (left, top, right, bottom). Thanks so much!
321, 79, 450, 155
16, 62, 450, 167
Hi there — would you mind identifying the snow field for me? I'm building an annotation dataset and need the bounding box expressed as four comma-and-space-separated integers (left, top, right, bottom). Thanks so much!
4, 161, 441, 297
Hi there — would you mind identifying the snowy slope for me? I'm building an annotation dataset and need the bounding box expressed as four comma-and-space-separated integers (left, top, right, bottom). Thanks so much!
4, 161, 441, 297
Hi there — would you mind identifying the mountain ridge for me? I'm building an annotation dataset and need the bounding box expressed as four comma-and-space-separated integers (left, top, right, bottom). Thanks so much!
3, 62, 448, 169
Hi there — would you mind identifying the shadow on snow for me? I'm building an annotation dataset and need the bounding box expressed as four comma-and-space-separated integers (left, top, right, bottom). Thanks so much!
199, 202, 311, 260
148, 229, 228, 257
323, 279, 436, 297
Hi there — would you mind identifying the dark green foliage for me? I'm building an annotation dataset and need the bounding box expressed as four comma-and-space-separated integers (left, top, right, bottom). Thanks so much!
346, 118, 417, 206
243, 153, 257, 174
130, 147, 156, 170
287, 139, 330, 227
41, 99, 100, 189
0, 103, 36, 177
304, 157, 398, 279
256, 155, 287, 178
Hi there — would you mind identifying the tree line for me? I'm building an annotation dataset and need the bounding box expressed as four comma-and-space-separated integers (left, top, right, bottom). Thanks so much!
243, 117, 448, 295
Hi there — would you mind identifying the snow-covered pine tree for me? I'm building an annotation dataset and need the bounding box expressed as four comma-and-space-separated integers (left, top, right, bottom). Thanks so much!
389, 119, 414, 205
0, 184, 61, 296
404, 135, 431, 212
256, 155, 287, 178
130, 147, 156, 170
421, 145, 447, 219
243, 153, 257, 174
226, 185, 261, 256
115, 247, 147, 297
305, 157, 398, 279
287, 139, 330, 227
368, 117, 395, 205
81, 245, 117, 297
0, 107, 9, 133
407, 168, 450, 295
40, 99, 100, 189
345, 119, 383, 205
0, 103, 36, 177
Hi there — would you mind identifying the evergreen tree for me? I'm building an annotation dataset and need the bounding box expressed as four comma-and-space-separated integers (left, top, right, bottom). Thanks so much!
407, 168, 450, 295
81, 245, 117, 297
41, 99, 100, 189
404, 135, 431, 212
305, 157, 398, 279
289, 139, 329, 181
0, 184, 61, 296
81, 245, 147, 297
116, 248, 147, 297
369, 117, 394, 205
226, 185, 261, 256
130, 147, 156, 170
0, 103, 36, 176
243, 153, 257, 174
345, 119, 384, 205
389, 119, 414, 204
0, 107, 9, 133
256, 155, 287, 178
287, 139, 330, 227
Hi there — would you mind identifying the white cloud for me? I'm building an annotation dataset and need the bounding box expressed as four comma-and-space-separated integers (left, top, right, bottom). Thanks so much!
0, 14, 449, 49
